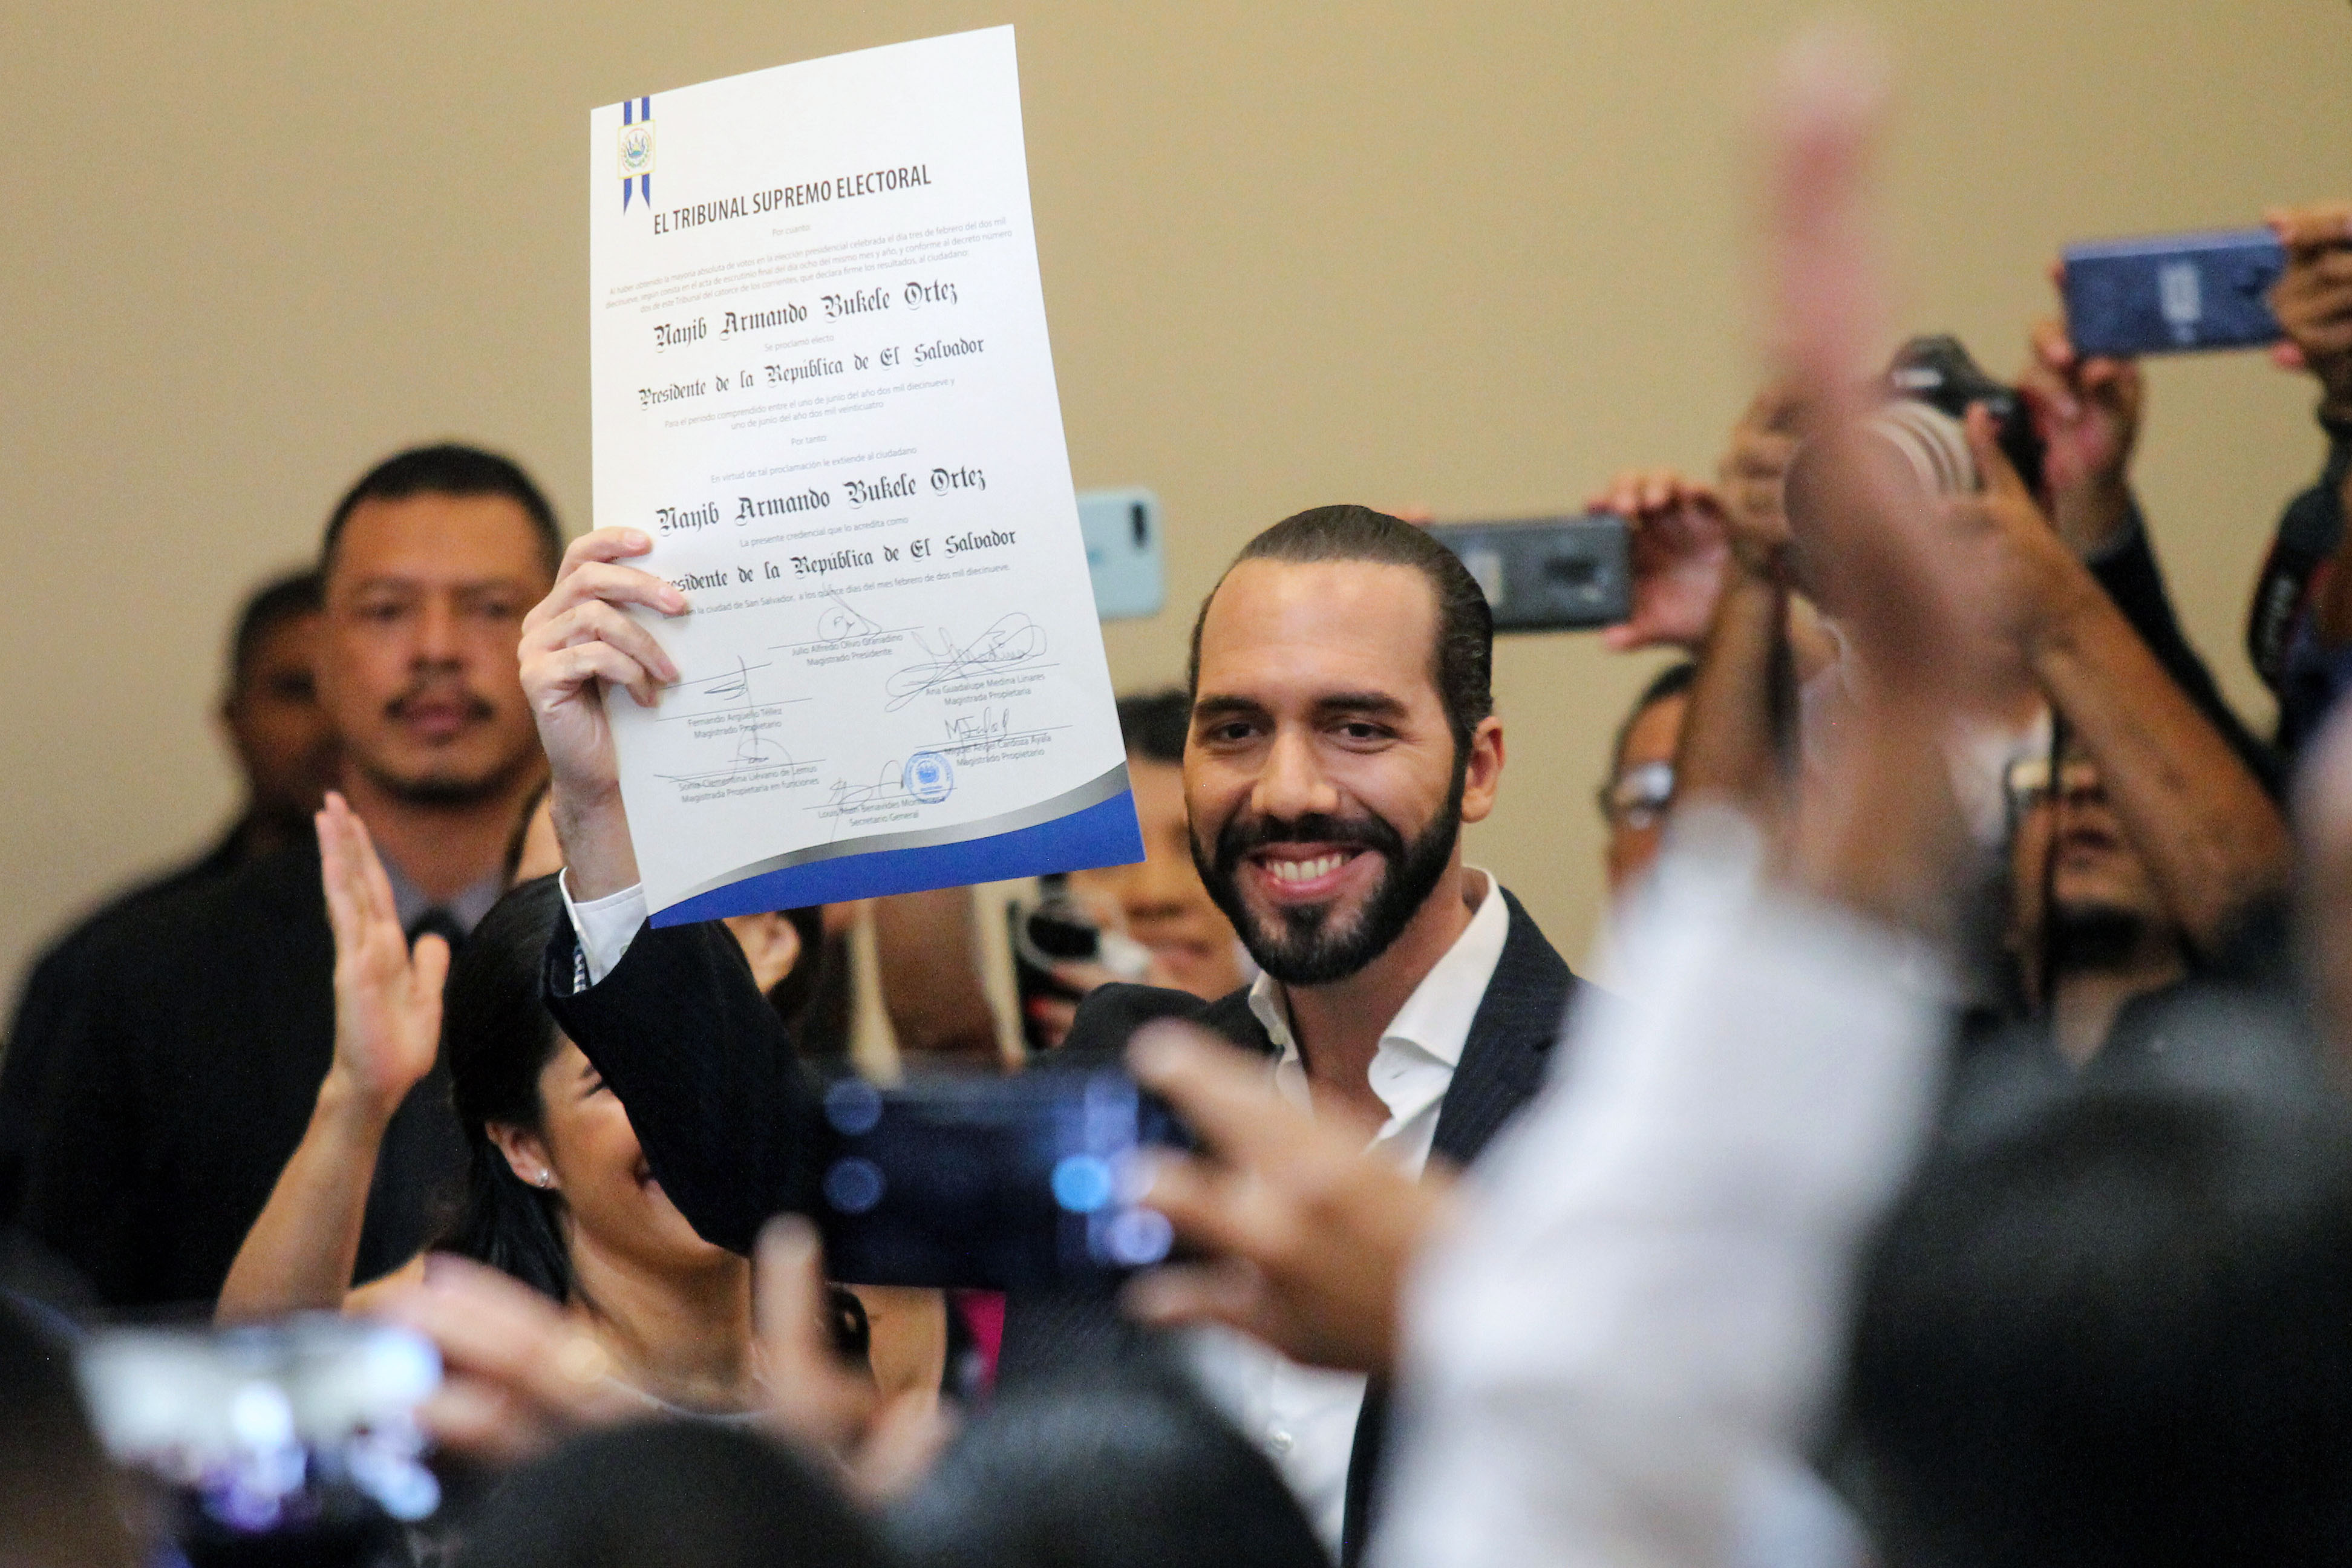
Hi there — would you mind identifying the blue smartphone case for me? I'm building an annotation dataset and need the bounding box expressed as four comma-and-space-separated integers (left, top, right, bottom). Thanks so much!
2062, 227, 2287, 358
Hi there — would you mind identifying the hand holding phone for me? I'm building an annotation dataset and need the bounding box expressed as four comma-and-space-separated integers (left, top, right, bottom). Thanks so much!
2264, 202, 2352, 413
1121, 1022, 1454, 1376
2016, 316, 2145, 554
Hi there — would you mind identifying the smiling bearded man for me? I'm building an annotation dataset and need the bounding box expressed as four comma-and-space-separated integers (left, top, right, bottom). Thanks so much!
515, 502, 1586, 1567
1119, 505, 1584, 1559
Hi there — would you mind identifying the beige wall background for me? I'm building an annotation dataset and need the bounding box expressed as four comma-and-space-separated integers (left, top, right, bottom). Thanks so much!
3, 0, 2344, 998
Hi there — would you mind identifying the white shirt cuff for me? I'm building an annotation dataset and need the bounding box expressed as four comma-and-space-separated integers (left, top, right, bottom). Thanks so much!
560, 871, 648, 987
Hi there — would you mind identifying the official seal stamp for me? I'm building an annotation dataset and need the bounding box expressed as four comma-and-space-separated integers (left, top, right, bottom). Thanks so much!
903, 750, 956, 803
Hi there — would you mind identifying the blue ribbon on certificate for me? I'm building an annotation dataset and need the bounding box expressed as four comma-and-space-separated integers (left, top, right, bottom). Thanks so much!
619, 97, 653, 211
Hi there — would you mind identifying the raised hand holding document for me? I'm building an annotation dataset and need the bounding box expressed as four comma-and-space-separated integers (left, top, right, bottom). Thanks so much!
590, 28, 1141, 924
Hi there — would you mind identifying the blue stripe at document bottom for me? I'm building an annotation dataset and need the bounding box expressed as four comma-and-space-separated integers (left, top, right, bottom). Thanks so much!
651, 789, 1145, 925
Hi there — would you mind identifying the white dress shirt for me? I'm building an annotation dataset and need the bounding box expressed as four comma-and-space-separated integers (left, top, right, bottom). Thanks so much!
1189, 867, 1509, 1555
1370, 811, 1946, 1568
564, 874, 649, 985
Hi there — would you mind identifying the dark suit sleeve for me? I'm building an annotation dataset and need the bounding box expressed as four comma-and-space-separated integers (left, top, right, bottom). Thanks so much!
543, 919, 829, 1256
20, 957, 168, 1303
1, 936, 90, 1225
2090, 509, 2282, 795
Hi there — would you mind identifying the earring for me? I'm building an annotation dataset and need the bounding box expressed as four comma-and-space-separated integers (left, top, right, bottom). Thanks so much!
536, 1171, 554, 1189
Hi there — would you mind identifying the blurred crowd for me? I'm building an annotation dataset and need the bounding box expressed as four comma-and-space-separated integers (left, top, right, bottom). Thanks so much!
10, 28, 2352, 1568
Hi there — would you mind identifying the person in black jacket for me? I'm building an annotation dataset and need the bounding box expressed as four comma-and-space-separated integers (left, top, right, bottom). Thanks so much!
17, 446, 560, 1307
2246, 201, 2352, 765
520, 504, 1585, 1563
0, 568, 333, 1224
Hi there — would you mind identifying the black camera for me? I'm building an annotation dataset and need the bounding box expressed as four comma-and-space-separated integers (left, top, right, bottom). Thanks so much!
1868, 334, 2047, 497
1782, 335, 2049, 618
1007, 883, 1154, 1053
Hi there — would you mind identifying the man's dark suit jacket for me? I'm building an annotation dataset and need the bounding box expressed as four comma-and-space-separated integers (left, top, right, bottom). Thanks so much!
1, 823, 250, 1224
18, 840, 465, 1307
544, 884, 1578, 1563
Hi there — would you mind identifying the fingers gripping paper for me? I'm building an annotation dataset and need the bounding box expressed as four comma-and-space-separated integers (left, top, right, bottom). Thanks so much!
590, 28, 1141, 924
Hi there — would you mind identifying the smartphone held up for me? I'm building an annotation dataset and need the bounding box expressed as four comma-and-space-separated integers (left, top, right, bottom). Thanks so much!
76, 1315, 442, 1558
812, 1068, 1191, 1293
1428, 515, 1635, 631
2062, 226, 2288, 358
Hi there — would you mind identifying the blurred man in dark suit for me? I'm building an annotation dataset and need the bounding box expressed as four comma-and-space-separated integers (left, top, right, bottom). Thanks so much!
1, 567, 335, 1222
18, 445, 557, 1305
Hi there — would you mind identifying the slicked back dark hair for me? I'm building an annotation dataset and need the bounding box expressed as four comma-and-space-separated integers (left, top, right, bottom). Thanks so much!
460, 1420, 889, 1568
1186, 505, 1494, 754
320, 443, 564, 582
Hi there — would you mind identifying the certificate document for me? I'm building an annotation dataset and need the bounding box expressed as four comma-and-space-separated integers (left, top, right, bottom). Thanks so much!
589, 27, 1141, 925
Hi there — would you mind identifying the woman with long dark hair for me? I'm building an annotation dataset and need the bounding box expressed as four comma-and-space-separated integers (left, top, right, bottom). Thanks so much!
220, 795, 939, 1414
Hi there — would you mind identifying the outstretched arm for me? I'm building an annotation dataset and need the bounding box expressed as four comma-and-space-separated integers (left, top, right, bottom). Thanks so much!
520, 526, 831, 1253
545, 913, 831, 1255
1673, 385, 1816, 825
217, 795, 447, 1319
518, 526, 686, 905
2017, 312, 2278, 790
2260, 204, 2352, 749
1587, 388, 1838, 689
1950, 413, 2292, 955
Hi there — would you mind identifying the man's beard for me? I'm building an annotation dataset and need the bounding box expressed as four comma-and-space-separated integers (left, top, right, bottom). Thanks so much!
356, 754, 527, 808
358, 684, 524, 808
1192, 765, 1465, 988
2047, 901, 2154, 975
